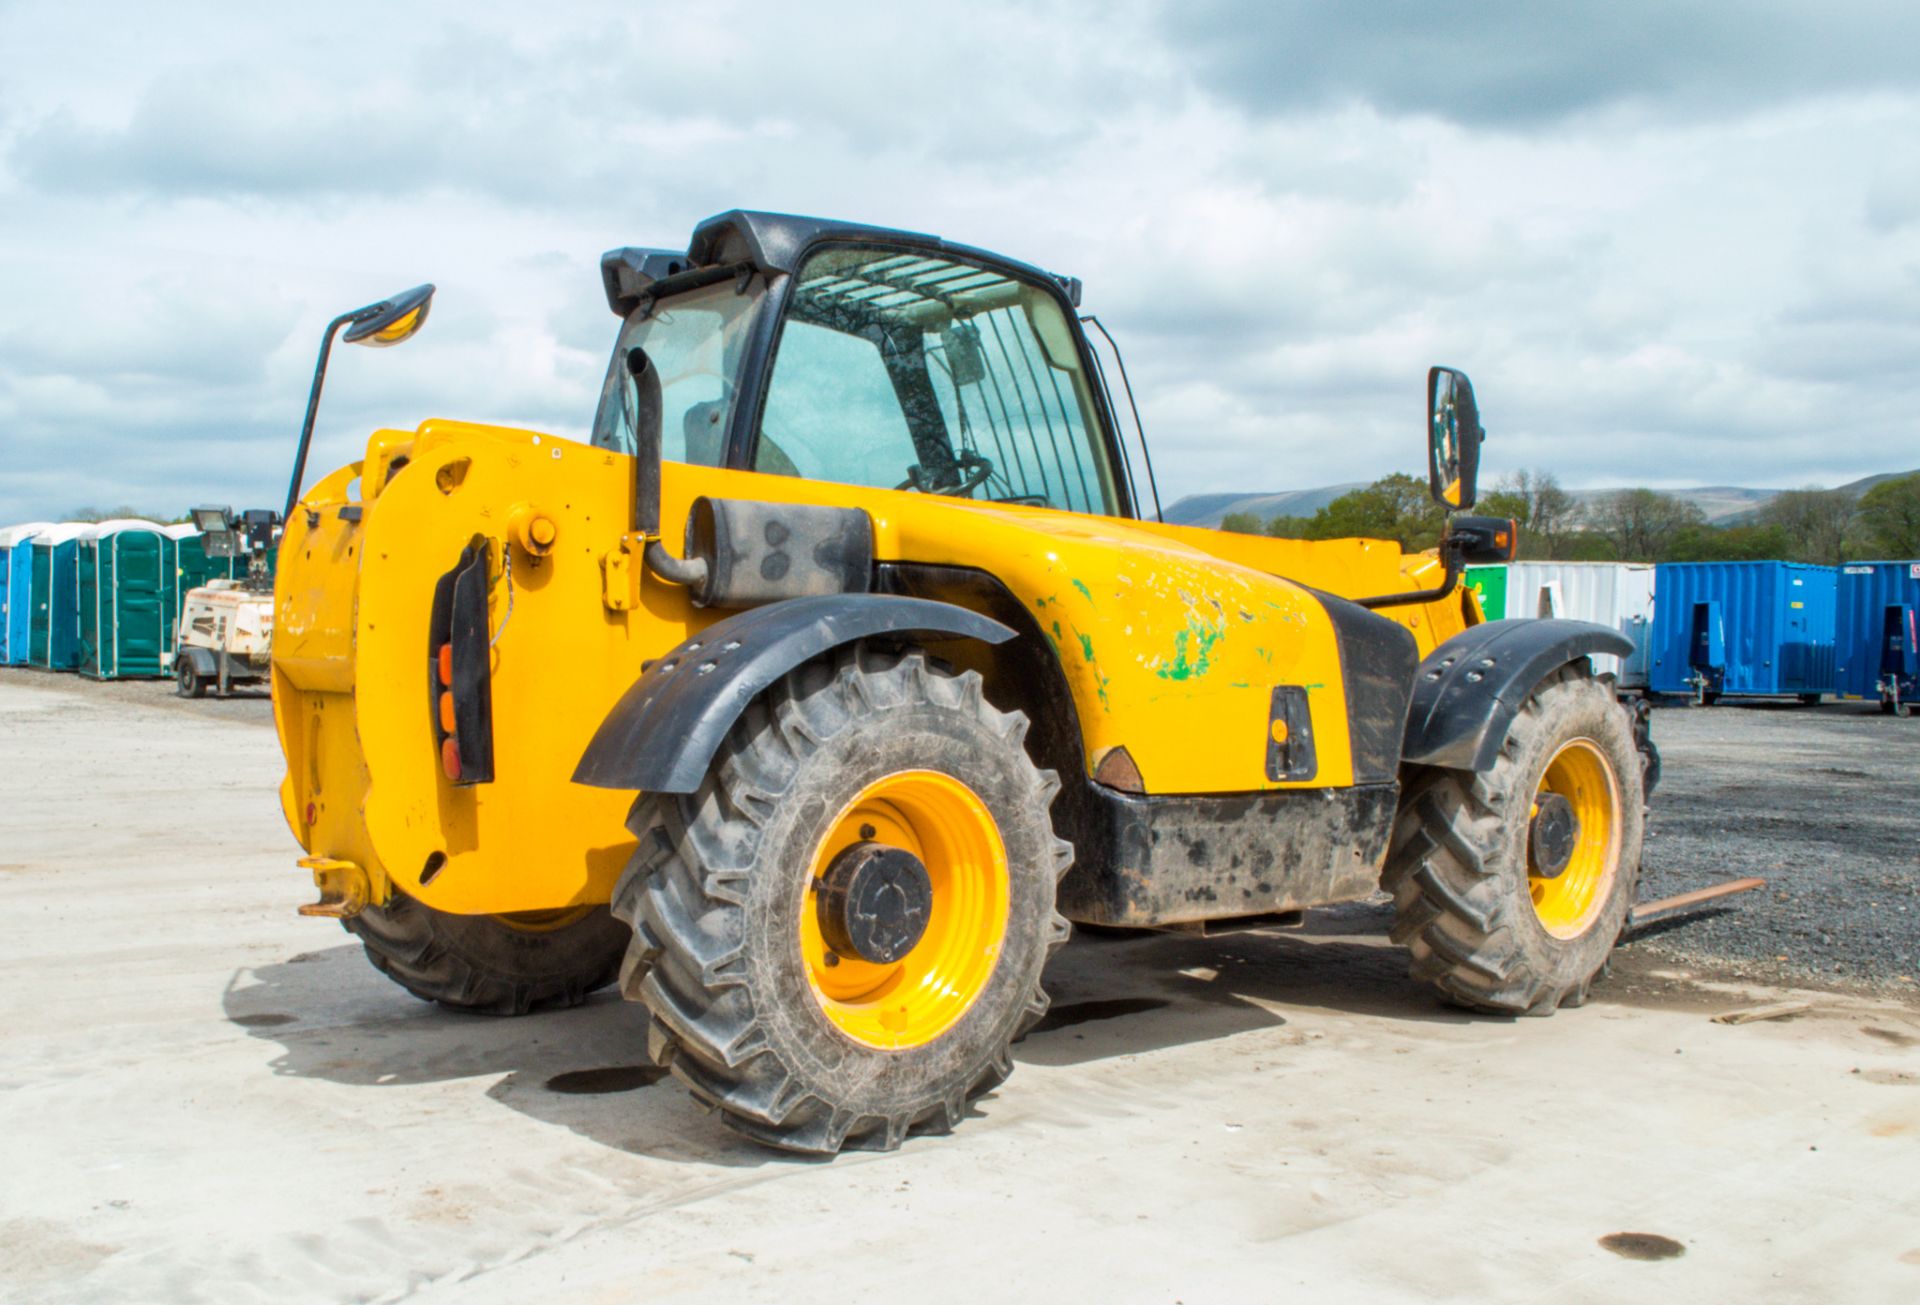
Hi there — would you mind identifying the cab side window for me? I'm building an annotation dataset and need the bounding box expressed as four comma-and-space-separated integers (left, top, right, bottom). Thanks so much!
755, 319, 916, 483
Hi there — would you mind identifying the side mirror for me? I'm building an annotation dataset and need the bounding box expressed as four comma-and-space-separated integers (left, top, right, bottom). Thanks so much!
1426, 365, 1483, 511
342, 284, 436, 347
284, 282, 436, 520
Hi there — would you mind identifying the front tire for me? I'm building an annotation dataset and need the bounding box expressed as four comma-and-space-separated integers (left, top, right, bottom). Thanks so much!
344, 890, 630, 1015
1384, 668, 1646, 1015
176, 660, 204, 698
614, 643, 1072, 1154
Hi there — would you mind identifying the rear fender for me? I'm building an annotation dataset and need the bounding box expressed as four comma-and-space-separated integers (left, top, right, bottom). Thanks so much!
179, 645, 220, 678
571, 594, 1014, 794
1402, 619, 1633, 771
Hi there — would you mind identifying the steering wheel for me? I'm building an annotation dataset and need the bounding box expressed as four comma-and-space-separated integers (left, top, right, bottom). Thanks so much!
897, 449, 996, 497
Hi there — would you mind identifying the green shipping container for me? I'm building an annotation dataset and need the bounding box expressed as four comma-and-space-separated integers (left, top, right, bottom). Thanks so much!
1464, 565, 1509, 621
78, 521, 172, 680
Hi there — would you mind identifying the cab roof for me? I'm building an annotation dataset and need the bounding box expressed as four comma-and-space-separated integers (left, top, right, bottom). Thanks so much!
600, 209, 1081, 317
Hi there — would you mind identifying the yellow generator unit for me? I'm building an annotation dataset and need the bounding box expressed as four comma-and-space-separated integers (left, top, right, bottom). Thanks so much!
271, 212, 1657, 1153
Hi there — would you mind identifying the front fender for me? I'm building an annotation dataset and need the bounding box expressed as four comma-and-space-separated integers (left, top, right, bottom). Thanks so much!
1402, 619, 1633, 771
571, 594, 1014, 794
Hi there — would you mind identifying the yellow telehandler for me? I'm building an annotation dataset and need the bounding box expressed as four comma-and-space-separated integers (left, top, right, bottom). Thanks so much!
271, 212, 1655, 1152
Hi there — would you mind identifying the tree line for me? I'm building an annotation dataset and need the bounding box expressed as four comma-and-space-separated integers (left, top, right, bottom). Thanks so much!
1217, 470, 1920, 564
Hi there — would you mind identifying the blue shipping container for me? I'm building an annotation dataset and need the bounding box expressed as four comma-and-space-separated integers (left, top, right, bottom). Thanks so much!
1834, 561, 1920, 708
1649, 562, 1838, 699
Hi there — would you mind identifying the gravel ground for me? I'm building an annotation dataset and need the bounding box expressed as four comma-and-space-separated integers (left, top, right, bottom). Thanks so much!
1632, 698, 1920, 993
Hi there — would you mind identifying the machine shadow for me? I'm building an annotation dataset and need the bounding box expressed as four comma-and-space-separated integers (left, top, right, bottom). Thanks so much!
225, 909, 1471, 1161
1021, 910, 1473, 1068
222, 944, 775, 1167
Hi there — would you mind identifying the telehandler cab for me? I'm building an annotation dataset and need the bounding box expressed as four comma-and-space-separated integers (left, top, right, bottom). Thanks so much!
272, 211, 1656, 1153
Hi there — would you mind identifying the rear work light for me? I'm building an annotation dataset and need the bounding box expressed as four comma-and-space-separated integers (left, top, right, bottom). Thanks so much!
428, 539, 497, 785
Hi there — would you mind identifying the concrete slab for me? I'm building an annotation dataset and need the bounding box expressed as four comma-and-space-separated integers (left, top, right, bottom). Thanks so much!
1, 673, 1916, 1303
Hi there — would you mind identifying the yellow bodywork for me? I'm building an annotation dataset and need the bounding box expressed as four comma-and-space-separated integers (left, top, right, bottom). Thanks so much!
274, 420, 1474, 916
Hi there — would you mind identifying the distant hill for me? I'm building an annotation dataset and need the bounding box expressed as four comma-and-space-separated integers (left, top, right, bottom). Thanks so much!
1164, 470, 1920, 530
1589, 486, 1774, 526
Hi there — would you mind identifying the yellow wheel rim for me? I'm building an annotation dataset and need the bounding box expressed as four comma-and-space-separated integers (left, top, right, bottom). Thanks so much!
1528, 738, 1622, 939
801, 770, 1009, 1050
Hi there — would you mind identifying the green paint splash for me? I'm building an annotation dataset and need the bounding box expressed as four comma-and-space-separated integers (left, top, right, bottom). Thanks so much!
1071, 578, 1093, 602
1156, 617, 1226, 681
1076, 632, 1096, 663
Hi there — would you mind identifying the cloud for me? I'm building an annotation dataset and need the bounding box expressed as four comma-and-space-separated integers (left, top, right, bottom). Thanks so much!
3, 2, 1150, 208
0, 1, 1917, 524
1162, 1, 1920, 129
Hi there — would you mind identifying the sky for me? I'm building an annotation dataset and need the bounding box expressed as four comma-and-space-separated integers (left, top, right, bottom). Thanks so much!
2, 0, 1917, 523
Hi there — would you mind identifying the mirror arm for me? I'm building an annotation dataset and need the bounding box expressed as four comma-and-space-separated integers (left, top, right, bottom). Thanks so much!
283, 310, 359, 522
1353, 534, 1464, 611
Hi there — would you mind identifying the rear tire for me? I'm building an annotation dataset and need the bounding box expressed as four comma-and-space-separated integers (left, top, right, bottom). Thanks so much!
614, 643, 1073, 1154
345, 890, 629, 1015
176, 661, 204, 698
1384, 668, 1645, 1015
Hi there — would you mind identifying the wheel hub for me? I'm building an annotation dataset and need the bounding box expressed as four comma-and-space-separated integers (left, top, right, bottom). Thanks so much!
1529, 792, 1580, 879
817, 842, 934, 964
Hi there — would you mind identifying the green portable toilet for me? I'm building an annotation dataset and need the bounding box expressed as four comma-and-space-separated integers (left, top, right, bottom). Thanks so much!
29, 523, 89, 669
1464, 564, 1509, 620
164, 523, 228, 658
77, 520, 172, 679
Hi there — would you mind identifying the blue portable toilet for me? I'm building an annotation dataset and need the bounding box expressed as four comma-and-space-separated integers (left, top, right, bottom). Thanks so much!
1835, 561, 1920, 714
28, 523, 91, 670
1648, 561, 1838, 702
1, 522, 54, 664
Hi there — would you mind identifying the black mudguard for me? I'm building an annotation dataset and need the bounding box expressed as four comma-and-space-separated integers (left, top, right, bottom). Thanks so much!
178, 646, 220, 678
1308, 587, 1419, 785
1402, 618, 1633, 771
572, 594, 1014, 794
